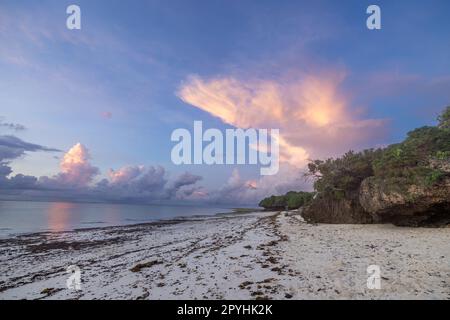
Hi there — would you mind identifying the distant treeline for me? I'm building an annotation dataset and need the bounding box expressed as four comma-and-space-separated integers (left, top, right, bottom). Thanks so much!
259, 191, 314, 210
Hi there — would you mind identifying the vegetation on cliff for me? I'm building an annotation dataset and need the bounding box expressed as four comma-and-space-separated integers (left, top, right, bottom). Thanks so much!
306, 106, 450, 198
305, 106, 450, 226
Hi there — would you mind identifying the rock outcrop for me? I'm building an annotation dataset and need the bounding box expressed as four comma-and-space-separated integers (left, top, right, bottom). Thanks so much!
293, 107, 450, 227
302, 159, 450, 227
359, 177, 450, 227
302, 192, 374, 224
302, 175, 450, 227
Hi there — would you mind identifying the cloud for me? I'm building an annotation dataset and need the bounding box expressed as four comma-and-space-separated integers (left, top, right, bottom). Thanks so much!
50, 143, 100, 188
2, 173, 38, 190
108, 165, 147, 184
0, 134, 60, 190
0, 118, 26, 131
166, 172, 203, 200
1, 142, 205, 204
96, 167, 203, 202
0, 138, 308, 205
0, 163, 12, 177
93, 165, 168, 202
207, 166, 312, 205
170, 172, 203, 190
0, 135, 60, 162
178, 73, 389, 163
101, 111, 113, 119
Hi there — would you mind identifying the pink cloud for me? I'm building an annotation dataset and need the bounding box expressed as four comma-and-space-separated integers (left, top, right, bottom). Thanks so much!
208, 167, 312, 205
54, 143, 99, 188
101, 111, 113, 119
108, 166, 146, 184
178, 73, 389, 164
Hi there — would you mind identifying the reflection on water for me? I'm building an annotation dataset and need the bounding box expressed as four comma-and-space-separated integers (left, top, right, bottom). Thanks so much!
0, 200, 234, 236
47, 202, 74, 232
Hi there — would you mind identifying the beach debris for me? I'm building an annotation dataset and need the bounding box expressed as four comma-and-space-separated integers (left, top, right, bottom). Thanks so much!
239, 281, 253, 289
130, 260, 162, 272
40, 287, 62, 297
266, 257, 278, 264
136, 291, 150, 300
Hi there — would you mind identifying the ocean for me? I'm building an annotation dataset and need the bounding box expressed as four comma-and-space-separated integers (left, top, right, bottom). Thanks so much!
0, 200, 234, 237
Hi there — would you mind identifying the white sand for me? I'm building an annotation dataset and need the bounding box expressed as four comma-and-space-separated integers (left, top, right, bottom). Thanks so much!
0, 211, 449, 300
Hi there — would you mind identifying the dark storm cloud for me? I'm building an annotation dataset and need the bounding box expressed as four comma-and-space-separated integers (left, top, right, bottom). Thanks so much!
0, 135, 61, 162
0, 134, 61, 190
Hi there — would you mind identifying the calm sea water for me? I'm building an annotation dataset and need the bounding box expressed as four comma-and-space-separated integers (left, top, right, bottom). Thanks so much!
0, 201, 233, 237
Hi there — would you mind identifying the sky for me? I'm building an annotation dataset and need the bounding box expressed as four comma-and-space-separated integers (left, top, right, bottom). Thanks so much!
0, 0, 449, 205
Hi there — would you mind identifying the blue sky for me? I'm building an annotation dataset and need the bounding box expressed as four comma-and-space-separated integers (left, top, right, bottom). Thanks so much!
0, 0, 449, 204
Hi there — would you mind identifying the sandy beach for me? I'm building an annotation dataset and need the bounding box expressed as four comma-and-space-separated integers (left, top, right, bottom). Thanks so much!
0, 211, 449, 300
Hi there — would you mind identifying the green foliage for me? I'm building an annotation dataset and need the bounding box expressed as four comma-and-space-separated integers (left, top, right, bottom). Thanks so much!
259, 191, 314, 210
285, 191, 314, 209
258, 195, 286, 209
307, 149, 382, 197
437, 106, 450, 129
424, 169, 445, 186
305, 107, 450, 198
436, 150, 450, 160
372, 124, 450, 183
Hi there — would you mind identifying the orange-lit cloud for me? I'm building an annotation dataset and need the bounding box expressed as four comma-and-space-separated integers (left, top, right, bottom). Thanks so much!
178, 73, 388, 165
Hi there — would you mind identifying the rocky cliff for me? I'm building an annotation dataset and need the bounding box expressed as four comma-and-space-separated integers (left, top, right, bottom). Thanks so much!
359, 161, 450, 227
302, 178, 450, 227
302, 192, 374, 224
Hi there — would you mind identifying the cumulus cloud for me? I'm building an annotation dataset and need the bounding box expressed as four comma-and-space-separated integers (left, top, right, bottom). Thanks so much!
1, 142, 204, 204
57, 143, 99, 187
37, 143, 100, 189
96, 165, 168, 201
0, 137, 310, 205
166, 172, 203, 200
95, 167, 203, 202
207, 167, 312, 205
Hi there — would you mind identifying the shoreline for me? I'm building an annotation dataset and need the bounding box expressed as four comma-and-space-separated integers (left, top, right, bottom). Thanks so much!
0, 211, 449, 300
0, 205, 260, 239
